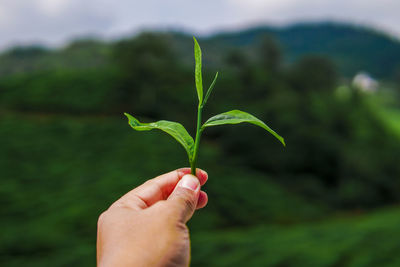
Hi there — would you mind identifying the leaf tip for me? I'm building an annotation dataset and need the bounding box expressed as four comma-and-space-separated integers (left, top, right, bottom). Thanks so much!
193, 36, 201, 54
124, 112, 133, 121
123, 113, 140, 127
281, 138, 286, 147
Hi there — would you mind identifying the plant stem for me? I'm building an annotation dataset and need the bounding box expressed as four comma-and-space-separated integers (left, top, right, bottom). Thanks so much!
191, 104, 203, 175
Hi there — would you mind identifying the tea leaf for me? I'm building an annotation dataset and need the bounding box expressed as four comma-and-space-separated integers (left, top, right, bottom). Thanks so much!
124, 113, 195, 160
203, 72, 218, 107
125, 37, 285, 175
202, 110, 285, 146
193, 37, 203, 104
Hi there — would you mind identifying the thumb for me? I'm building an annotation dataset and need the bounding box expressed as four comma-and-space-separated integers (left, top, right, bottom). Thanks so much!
167, 174, 200, 223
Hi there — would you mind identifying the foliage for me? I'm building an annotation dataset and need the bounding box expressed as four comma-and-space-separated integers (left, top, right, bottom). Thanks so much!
1, 28, 400, 266
124, 37, 284, 174
192, 207, 400, 267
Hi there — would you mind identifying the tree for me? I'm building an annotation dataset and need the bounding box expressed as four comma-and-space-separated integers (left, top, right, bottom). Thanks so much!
258, 35, 282, 72
288, 56, 338, 92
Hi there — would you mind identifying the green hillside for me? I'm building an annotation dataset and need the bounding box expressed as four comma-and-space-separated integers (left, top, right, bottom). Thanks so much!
1, 25, 400, 266
1, 111, 400, 267
192, 207, 400, 266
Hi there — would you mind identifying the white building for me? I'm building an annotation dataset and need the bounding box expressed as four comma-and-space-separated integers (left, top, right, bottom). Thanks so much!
352, 72, 379, 93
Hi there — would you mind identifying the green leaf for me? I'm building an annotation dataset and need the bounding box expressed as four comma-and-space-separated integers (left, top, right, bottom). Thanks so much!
193, 36, 203, 104
202, 72, 218, 107
202, 110, 285, 146
124, 113, 195, 160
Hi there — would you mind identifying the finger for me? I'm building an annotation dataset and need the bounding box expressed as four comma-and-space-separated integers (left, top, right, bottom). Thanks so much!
196, 191, 208, 210
166, 174, 200, 223
114, 168, 207, 210
114, 169, 185, 209
179, 167, 208, 186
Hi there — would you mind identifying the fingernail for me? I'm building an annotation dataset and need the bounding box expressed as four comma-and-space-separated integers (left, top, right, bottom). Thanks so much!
179, 174, 200, 191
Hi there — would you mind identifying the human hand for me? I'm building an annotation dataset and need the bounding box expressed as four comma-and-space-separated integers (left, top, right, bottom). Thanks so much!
97, 168, 208, 267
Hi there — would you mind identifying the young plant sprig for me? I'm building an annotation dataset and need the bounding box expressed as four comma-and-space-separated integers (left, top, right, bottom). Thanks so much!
124, 37, 285, 175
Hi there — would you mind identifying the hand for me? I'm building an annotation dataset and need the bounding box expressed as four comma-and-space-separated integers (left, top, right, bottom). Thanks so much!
97, 168, 208, 267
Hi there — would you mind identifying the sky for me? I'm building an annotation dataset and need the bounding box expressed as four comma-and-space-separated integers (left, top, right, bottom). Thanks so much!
1, 0, 400, 50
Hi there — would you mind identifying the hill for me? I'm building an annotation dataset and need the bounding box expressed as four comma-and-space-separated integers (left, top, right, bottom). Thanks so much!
192, 206, 400, 266
1, 21, 400, 266
1, 22, 399, 80
206, 22, 400, 79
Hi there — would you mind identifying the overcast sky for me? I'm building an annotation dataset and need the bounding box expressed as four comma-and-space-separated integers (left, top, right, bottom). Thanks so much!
1, 0, 400, 50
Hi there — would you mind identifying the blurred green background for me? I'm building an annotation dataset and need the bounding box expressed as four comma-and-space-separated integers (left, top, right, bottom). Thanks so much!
1, 23, 400, 266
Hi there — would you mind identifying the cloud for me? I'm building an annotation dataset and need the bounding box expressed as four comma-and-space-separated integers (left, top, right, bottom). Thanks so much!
0, 0, 399, 50
0, 0, 115, 48
36, 0, 71, 16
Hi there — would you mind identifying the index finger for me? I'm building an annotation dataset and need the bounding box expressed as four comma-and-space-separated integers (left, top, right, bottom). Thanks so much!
114, 168, 208, 210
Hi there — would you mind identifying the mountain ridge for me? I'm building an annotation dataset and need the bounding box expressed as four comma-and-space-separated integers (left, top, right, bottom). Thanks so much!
1, 21, 399, 80
203, 22, 400, 79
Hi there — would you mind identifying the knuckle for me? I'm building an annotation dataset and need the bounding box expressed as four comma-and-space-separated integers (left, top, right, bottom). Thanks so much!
97, 211, 108, 226
180, 195, 196, 212
143, 179, 155, 188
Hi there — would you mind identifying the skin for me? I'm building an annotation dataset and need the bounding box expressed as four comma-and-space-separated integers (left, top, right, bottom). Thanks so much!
97, 168, 208, 267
